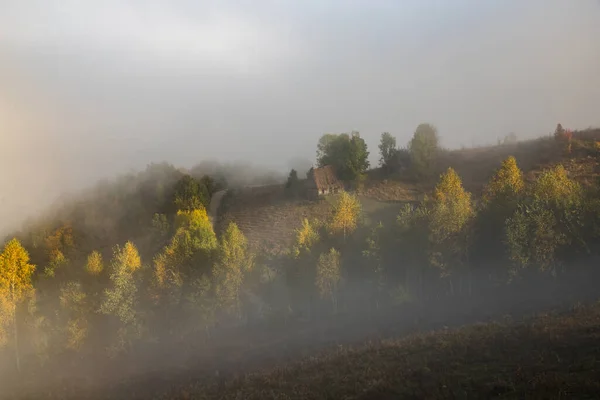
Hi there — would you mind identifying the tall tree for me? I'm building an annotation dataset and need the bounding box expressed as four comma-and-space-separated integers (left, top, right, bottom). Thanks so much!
0, 238, 36, 372
475, 156, 525, 278
362, 222, 385, 309
408, 123, 439, 178
100, 241, 144, 356
378, 132, 398, 171
428, 168, 474, 292
316, 248, 342, 313
213, 223, 253, 320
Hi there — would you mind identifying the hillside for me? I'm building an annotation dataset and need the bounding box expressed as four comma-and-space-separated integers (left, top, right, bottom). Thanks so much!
216, 130, 600, 252
184, 301, 600, 400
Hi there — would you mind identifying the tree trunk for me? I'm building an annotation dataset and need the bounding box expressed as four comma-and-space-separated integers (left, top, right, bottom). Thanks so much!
13, 302, 20, 373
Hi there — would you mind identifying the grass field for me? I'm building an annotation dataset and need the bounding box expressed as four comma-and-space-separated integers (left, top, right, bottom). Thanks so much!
173, 302, 600, 400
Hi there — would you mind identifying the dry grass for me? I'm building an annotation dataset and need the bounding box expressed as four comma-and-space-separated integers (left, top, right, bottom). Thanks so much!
175, 302, 600, 400
216, 185, 331, 252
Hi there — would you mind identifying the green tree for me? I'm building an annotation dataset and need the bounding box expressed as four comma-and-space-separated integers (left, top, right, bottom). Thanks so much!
285, 169, 301, 198
378, 132, 398, 171
153, 208, 217, 306
408, 123, 439, 178
59, 281, 90, 350
316, 132, 370, 181
0, 238, 36, 372
475, 156, 525, 279
213, 223, 253, 320
316, 248, 342, 313
505, 165, 583, 278
362, 222, 385, 309
329, 191, 362, 241
184, 275, 216, 340
173, 174, 210, 211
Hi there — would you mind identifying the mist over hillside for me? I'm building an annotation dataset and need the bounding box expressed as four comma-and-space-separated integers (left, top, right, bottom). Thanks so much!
2, 0, 600, 234
2, 1, 600, 398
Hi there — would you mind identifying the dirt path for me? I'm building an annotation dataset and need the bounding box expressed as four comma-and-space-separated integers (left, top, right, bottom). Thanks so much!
208, 189, 228, 229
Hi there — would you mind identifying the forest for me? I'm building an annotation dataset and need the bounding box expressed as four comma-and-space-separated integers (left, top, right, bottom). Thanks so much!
2, 123, 600, 398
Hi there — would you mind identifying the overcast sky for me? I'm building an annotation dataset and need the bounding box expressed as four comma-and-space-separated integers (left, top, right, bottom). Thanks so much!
1, 0, 600, 232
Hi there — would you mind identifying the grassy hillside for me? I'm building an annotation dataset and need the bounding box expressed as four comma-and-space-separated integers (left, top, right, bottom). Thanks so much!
216, 130, 600, 252
171, 301, 600, 400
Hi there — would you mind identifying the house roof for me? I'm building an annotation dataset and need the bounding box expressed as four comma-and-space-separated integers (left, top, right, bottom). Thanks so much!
311, 165, 343, 191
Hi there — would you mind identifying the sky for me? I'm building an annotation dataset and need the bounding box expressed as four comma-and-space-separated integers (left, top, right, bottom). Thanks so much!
1, 0, 600, 233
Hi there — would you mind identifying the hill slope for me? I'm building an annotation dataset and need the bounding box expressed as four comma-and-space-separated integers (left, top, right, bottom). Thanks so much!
177, 302, 600, 400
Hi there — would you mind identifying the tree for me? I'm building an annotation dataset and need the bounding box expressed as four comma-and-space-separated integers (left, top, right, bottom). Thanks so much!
408, 123, 439, 178
212, 223, 253, 320
85, 250, 104, 276
0, 238, 36, 372
153, 208, 217, 306
475, 156, 525, 278
59, 281, 89, 350
362, 222, 385, 309
378, 132, 398, 171
427, 168, 474, 292
100, 241, 144, 356
285, 169, 301, 198
173, 175, 210, 212
316, 248, 341, 313
184, 275, 216, 340
482, 156, 524, 206
316, 132, 370, 181
505, 165, 583, 278
329, 191, 362, 241
292, 218, 320, 258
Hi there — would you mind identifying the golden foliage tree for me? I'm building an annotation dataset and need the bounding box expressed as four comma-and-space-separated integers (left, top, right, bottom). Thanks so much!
329, 191, 362, 241
316, 248, 342, 313
85, 250, 104, 276
292, 218, 320, 258
428, 168, 474, 284
0, 238, 36, 372
482, 156, 524, 206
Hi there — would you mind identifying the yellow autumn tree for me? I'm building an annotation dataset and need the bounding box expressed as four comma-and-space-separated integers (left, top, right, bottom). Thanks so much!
292, 218, 320, 258
428, 168, 474, 290
482, 156, 524, 206
85, 250, 104, 276
329, 191, 362, 241
0, 238, 36, 372
44, 224, 74, 277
